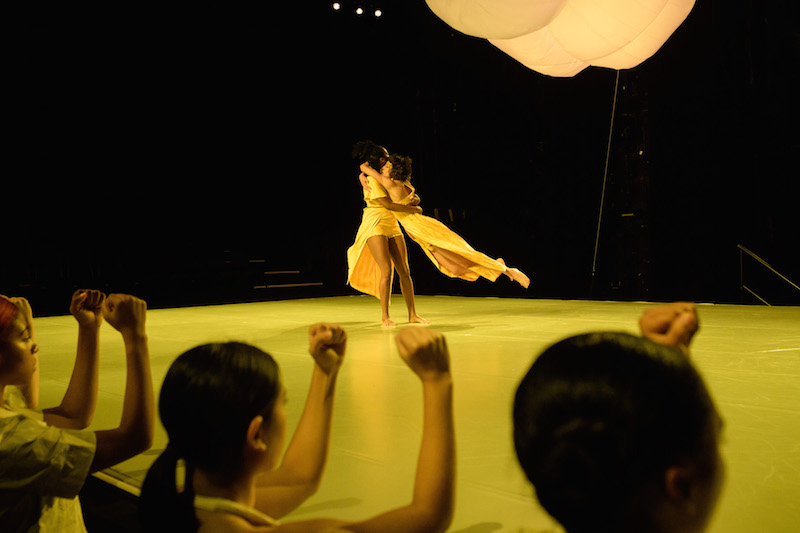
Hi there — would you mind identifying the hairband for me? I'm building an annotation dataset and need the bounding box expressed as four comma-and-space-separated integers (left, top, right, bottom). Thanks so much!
175, 457, 187, 494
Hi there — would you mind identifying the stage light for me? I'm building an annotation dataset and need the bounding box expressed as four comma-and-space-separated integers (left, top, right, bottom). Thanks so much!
356, 7, 363, 15
375, 9, 382, 17
425, 0, 696, 77
332, 2, 341, 10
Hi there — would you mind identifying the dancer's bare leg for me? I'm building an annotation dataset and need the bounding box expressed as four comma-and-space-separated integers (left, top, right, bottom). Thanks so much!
429, 248, 530, 288
388, 235, 429, 324
367, 235, 396, 327
431, 247, 478, 278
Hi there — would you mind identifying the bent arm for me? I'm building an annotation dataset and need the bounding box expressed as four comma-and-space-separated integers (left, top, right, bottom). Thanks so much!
255, 364, 339, 517
43, 324, 101, 429
90, 330, 154, 472
255, 323, 345, 518
375, 196, 422, 214
360, 162, 395, 190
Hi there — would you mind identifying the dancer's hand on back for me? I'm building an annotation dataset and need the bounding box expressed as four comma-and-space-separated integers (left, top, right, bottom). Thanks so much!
359, 172, 372, 192
308, 323, 346, 375
639, 302, 699, 355
395, 328, 451, 382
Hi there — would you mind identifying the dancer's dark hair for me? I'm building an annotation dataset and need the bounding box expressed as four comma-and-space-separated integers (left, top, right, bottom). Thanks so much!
513, 332, 718, 533
139, 342, 281, 532
352, 140, 389, 171
388, 154, 412, 181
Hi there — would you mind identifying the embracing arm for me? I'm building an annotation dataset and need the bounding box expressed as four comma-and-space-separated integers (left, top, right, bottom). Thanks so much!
359, 164, 422, 214
359, 173, 421, 214
375, 196, 423, 214
360, 162, 393, 190
254, 323, 346, 518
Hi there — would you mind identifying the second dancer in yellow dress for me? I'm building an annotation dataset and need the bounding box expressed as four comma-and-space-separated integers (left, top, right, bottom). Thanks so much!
360, 155, 530, 289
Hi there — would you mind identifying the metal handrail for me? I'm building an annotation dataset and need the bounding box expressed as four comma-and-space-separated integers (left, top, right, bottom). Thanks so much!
738, 244, 800, 305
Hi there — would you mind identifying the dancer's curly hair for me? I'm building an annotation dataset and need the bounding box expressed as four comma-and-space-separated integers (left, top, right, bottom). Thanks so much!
388, 154, 413, 181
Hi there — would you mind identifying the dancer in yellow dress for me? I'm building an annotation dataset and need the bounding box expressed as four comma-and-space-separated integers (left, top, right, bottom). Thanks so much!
346, 141, 429, 326
360, 154, 530, 288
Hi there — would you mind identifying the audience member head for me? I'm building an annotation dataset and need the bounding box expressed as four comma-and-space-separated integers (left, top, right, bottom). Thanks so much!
513, 332, 724, 533
0, 297, 18, 340
0, 297, 37, 386
140, 342, 283, 530
352, 140, 390, 171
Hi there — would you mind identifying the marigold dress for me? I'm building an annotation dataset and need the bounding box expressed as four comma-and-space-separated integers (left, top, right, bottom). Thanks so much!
346, 175, 404, 298
393, 182, 509, 282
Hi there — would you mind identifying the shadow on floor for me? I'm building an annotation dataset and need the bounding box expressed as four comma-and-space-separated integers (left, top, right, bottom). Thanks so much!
80, 475, 141, 533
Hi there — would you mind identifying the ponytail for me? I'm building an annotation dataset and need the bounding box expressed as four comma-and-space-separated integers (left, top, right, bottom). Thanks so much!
139, 444, 199, 532
139, 342, 282, 530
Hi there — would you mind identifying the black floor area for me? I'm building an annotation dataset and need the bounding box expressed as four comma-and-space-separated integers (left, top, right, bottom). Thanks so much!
80, 476, 141, 533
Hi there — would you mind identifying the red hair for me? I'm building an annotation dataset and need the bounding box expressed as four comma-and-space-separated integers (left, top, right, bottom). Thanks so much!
0, 298, 18, 334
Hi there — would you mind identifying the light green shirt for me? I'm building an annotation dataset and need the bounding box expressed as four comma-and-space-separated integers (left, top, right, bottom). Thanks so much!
0, 389, 96, 532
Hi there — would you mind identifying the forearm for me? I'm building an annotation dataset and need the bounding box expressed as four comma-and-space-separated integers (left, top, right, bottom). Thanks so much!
119, 332, 154, 440
278, 365, 338, 482
412, 378, 455, 526
389, 203, 421, 213
254, 364, 339, 518
90, 332, 154, 472
43, 325, 101, 428
377, 198, 420, 214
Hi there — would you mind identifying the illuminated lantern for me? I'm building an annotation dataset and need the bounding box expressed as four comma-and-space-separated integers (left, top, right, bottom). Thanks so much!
425, 0, 696, 76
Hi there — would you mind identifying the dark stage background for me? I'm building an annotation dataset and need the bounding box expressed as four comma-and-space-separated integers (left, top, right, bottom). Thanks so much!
4, 1, 799, 315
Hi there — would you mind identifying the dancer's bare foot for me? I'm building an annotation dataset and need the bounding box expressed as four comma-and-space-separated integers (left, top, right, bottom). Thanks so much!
508, 267, 530, 289
382, 317, 397, 327
498, 258, 530, 288
409, 314, 431, 325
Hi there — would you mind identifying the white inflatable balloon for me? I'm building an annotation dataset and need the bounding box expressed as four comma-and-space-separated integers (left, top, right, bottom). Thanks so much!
426, 0, 696, 76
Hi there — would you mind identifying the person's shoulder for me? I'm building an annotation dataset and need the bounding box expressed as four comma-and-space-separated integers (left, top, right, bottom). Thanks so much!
0, 404, 44, 428
197, 511, 274, 532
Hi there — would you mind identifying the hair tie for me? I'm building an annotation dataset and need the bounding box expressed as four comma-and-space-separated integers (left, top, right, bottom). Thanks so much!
175, 457, 187, 494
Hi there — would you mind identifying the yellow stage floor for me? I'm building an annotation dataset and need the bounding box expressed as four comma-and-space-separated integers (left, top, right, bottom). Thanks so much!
31, 295, 800, 532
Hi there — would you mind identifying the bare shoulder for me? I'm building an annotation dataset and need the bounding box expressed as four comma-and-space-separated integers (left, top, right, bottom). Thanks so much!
270, 518, 350, 532
197, 511, 273, 533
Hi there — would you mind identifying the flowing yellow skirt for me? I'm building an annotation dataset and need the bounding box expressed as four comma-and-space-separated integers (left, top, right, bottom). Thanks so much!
346, 207, 403, 298
396, 212, 506, 282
